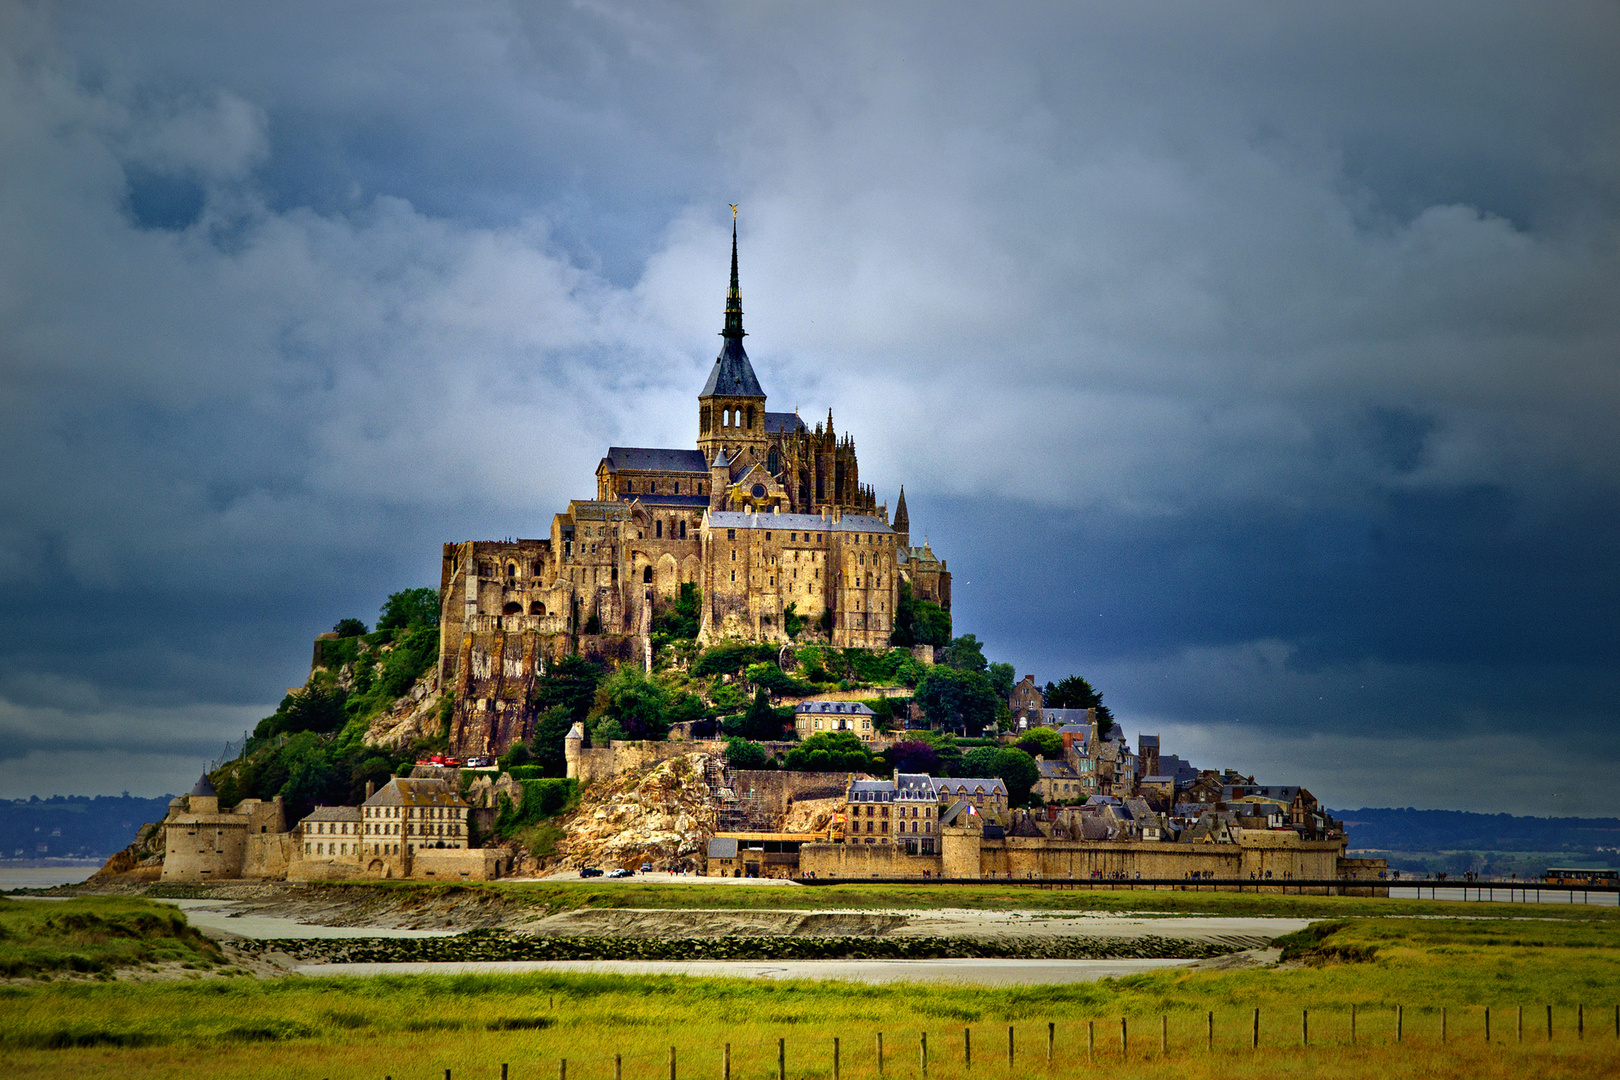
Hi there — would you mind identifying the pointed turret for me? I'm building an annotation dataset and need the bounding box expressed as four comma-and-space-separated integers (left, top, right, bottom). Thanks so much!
893, 486, 910, 541
698, 215, 767, 460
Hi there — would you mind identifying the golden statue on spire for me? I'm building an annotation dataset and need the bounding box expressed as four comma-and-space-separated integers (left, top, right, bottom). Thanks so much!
729, 203, 738, 220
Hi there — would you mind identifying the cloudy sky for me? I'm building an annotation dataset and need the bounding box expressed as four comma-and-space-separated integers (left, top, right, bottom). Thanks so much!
1, 1, 1616, 814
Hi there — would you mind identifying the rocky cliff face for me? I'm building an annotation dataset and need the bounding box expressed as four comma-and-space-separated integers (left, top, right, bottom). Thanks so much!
555, 753, 717, 871
364, 671, 443, 747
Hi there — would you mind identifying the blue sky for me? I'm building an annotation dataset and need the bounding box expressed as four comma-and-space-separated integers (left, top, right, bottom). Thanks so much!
0, 1, 1616, 813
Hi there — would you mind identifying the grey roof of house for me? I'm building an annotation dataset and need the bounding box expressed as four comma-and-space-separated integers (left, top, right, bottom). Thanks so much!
708, 837, 739, 859
1221, 784, 1301, 802
796, 700, 876, 715
1141, 775, 1175, 784
1079, 816, 1113, 840
1037, 759, 1080, 778
894, 772, 935, 796
602, 447, 709, 474
1043, 709, 1093, 727
302, 806, 362, 823
929, 776, 1008, 797
706, 511, 894, 534
848, 780, 895, 800
363, 778, 468, 809
700, 338, 766, 398
765, 411, 806, 433
1138, 735, 1160, 749
189, 774, 217, 798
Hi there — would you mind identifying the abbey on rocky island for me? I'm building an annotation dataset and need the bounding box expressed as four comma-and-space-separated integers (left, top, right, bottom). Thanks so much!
436, 222, 949, 757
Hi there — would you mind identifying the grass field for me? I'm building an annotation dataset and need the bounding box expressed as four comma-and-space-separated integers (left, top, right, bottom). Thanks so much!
139, 877, 1620, 921
4, 900, 1620, 1079
0, 895, 226, 978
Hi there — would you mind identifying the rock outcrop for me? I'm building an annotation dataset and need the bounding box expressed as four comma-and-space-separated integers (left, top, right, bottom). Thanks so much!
556, 753, 717, 870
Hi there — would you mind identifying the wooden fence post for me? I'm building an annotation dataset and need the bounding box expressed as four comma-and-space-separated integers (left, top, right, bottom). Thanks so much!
1517, 1006, 1523, 1042
778, 1038, 786, 1080
1350, 1004, 1356, 1045
964, 1028, 971, 1069
616, 1053, 624, 1080
721, 1047, 727, 1080
1008, 1025, 1014, 1070
1397, 1006, 1402, 1043
877, 1033, 884, 1077
670, 1045, 677, 1080
561, 1059, 568, 1080
1578, 1005, 1584, 1039
1485, 1007, 1490, 1042
834, 1037, 841, 1080
1441, 1008, 1446, 1044
1160, 1015, 1167, 1056
1548, 1005, 1553, 1041
1302, 1010, 1308, 1046
503, 1067, 509, 1080
1207, 1011, 1213, 1051
1087, 1021, 1094, 1062
921, 1032, 928, 1076
1120, 1017, 1127, 1058
1252, 1008, 1259, 1050
1048, 1022, 1055, 1065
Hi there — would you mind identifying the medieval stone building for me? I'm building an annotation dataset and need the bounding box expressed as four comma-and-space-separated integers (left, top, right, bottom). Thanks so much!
437, 224, 950, 757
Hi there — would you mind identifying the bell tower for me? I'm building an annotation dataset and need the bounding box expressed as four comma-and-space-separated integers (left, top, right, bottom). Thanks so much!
697, 214, 768, 465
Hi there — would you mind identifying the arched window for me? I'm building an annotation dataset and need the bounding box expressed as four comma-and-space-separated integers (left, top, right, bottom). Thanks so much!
643, 566, 654, 583
529, 601, 546, 616
722, 409, 730, 428
507, 562, 518, 580
746, 406, 755, 428
655, 520, 662, 539
767, 448, 780, 475
502, 602, 522, 615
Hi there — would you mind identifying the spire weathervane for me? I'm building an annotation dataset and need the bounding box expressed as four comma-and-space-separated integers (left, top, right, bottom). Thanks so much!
722, 207, 745, 339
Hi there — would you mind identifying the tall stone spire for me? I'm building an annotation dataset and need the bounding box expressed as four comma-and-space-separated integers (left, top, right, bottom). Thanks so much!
722, 219, 745, 341
893, 486, 910, 533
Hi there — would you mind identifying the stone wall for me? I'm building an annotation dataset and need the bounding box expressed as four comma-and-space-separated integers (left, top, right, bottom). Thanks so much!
571, 738, 727, 785
729, 770, 852, 818
413, 847, 511, 881
800, 841, 944, 878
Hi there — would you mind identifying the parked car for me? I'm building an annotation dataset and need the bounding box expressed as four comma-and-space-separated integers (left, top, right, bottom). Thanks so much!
578, 867, 603, 878
639, 863, 653, 872
608, 868, 633, 878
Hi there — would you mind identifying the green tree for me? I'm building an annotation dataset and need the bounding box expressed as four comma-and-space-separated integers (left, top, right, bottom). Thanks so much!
784, 731, 875, 772
942, 634, 988, 674
740, 689, 789, 741
588, 665, 671, 741
531, 655, 603, 724
332, 618, 367, 638
913, 667, 998, 735
1015, 727, 1064, 758
654, 583, 702, 640
891, 580, 952, 647
521, 705, 577, 777
1042, 674, 1114, 737
377, 587, 441, 631
960, 747, 1040, 806
783, 601, 804, 639
987, 661, 1015, 701
724, 737, 770, 770
256, 684, 348, 738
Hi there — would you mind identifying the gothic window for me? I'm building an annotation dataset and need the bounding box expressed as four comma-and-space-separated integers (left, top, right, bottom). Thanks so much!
721, 409, 730, 428
656, 520, 662, 539
746, 406, 755, 428
643, 566, 653, 583
768, 448, 780, 474
679, 521, 687, 539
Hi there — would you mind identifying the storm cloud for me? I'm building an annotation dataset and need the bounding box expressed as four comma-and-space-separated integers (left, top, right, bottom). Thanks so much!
0, 1, 1616, 812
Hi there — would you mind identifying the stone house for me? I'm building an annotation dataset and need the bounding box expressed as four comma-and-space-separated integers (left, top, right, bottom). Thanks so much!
299, 806, 363, 862
1009, 674, 1043, 727
794, 700, 878, 741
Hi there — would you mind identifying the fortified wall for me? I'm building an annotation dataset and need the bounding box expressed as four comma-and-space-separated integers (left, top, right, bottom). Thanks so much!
800, 828, 1348, 887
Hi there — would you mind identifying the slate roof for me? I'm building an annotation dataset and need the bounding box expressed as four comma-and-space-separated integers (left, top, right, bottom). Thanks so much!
363, 778, 468, 809
628, 494, 709, 507
765, 411, 806, 433
796, 700, 876, 716
189, 774, 217, 798
708, 837, 739, 859
602, 447, 709, 474
1037, 759, 1080, 779
700, 337, 766, 398
929, 776, 1008, 798
301, 806, 361, 823
706, 511, 894, 535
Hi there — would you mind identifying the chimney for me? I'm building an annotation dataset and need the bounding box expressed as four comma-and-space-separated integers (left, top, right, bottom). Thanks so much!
365, 780, 376, 799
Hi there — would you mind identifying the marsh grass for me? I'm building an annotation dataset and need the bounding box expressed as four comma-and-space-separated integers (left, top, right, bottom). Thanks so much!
3, 916, 1620, 1078
0, 896, 225, 978
170, 878, 1620, 921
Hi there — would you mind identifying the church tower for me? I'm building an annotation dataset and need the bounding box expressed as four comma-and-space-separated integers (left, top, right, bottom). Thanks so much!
697, 219, 769, 467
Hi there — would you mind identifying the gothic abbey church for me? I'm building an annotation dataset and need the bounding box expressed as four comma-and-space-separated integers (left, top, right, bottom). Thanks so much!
436, 224, 949, 757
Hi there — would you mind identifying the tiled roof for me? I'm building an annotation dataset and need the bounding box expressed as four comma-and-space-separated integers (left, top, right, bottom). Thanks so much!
929, 776, 1008, 797
628, 494, 710, 507
363, 778, 468, 809
602, 447, 709, 473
